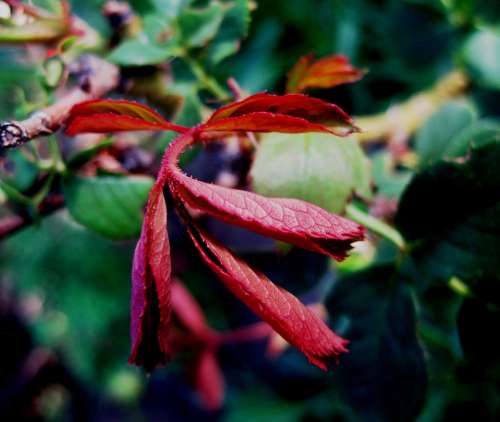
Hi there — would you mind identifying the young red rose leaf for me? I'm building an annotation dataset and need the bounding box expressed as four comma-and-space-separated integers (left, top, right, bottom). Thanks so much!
170, 168, 364, 261
185, 220, 348, 370
66, 99, 189, 135
165, 132, 364, 260
129, 184, 172, 372
70, 99, 170, 124
203, 93, 359, 136
266, 303, 327, 357
200, 112, 338, 135
302, 55, 365, 88
171, 280, 212, 338
285, 54, 314, 95
66, 113, 175, 135
195, 349, 225, 411
286, 54, 365, 93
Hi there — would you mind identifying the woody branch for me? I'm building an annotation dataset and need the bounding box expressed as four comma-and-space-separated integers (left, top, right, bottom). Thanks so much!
0, 54, 119, 149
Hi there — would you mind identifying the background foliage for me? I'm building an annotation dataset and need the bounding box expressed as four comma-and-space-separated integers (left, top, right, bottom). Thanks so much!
1, 0, 500, 421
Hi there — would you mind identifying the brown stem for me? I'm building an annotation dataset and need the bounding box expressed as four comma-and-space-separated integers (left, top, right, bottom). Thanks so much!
0, 55, 119, 149
0, 194, 64, 239
227, 78, 244, 100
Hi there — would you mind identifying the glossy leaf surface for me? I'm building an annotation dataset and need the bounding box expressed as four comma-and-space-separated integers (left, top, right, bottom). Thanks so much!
170, 167, 364, 260
66, 99, 188, 135
63, 175, 153, 239
205, 93, 358, 136
186, 221, 348, 370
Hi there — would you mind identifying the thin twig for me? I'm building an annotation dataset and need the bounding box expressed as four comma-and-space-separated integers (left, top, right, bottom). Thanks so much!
0, 54, 119, 149
227, 77, 244, 100
0, 194, 64, 239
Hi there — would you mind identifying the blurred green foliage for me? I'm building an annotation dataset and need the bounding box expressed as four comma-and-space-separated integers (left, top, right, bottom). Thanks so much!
1, 0, 500, 421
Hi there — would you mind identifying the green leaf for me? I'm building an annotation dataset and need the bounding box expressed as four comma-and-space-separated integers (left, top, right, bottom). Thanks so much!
396, 142, 500, 283
207, 0, 251, 65
171, 86, 203, 127
440, 0, 500, 26
142, 14, 172, 42
177, 2, 224, 48
0, 178, 32, 206
156, 84, 203, 153
415, 100, 477, 168
108, 11, 182, 67
225, 388, 307, 422
108, 38, 177, 66
149, 0, 192, 20
250, 133, 372, 214
42, 57, 64, 89
445, 118, 500, 157
326, 266, 427, 421
63, 175, 154, 239
372, 152, 412, 198
463, 29, 500, 90
221, 18, 282, 92
67, 138, 116, 169
1, 149, 38, 191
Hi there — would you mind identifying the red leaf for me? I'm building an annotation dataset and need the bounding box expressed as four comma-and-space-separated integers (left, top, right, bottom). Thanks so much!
66, 113, 171, 135
171, 280, 210, 338
285, 54, 314, 94
66, 99, 188, 135
170, 171, 364, 261
266, 304, 328, 357
203, 93, 359, 136
165, 131, 364, 261
200, 112, 337, 135
129, 183, 172, 372
286, 54, 365, 93
185, 221, 348, 370
70, 99, 168, 123
195, 349, 225, 411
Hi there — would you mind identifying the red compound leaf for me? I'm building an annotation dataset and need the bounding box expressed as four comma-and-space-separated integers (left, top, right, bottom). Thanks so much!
65, 99, 189, 135
129, 183, 172, 372
66, 88, 365, 373
184, 219, 348, 370
266, 304, 328, 358
195, 349, 225, 411
286, 54, 365, 93
202, 93, 359, 136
